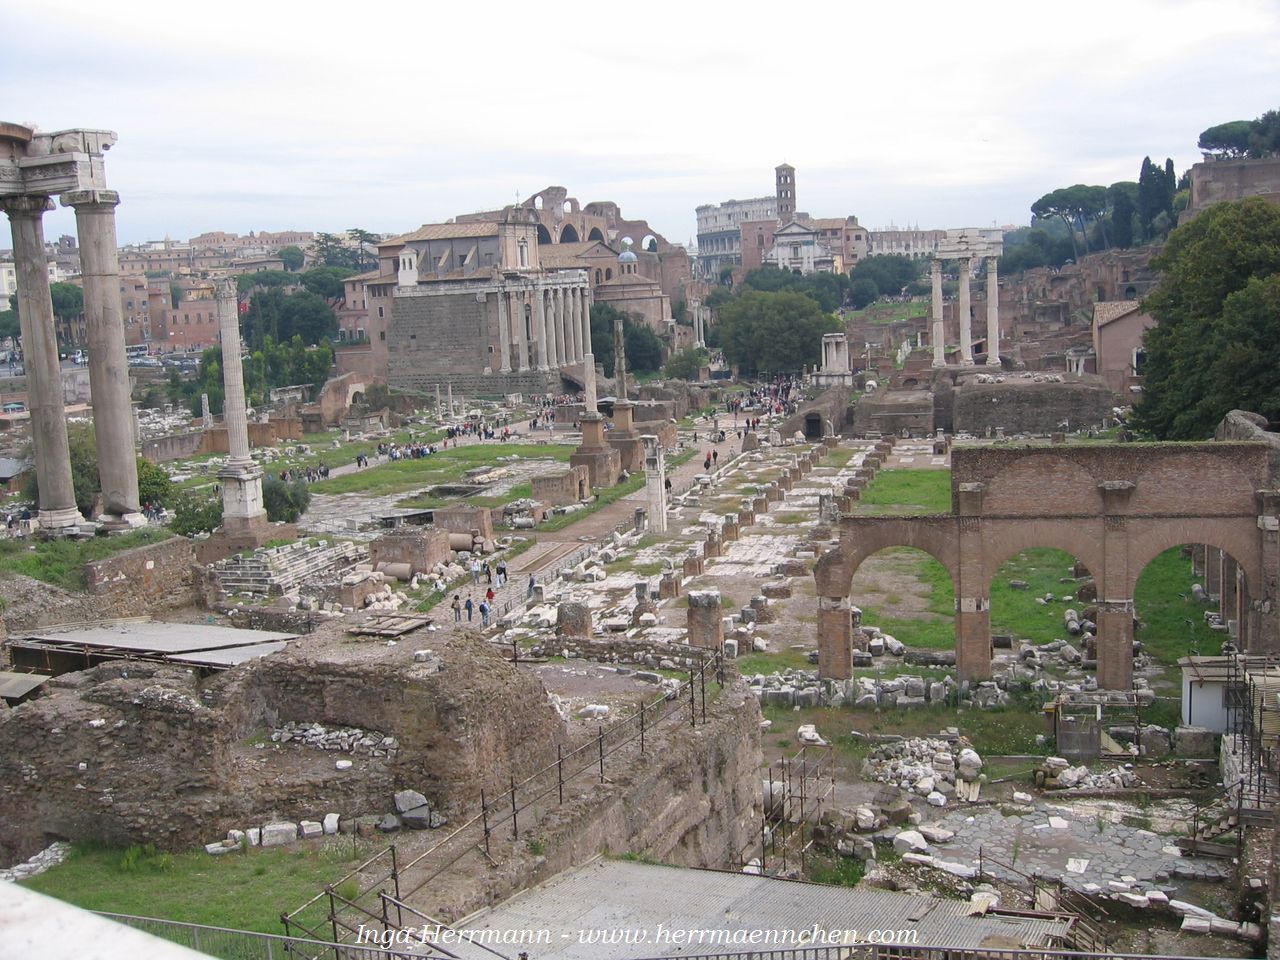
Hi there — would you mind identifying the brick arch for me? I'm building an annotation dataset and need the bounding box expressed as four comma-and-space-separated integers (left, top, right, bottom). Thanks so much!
1123, 517, 1261, 600
979, 519, 1105, 593
814, 517, 959, 598
981, 453, 1102, 515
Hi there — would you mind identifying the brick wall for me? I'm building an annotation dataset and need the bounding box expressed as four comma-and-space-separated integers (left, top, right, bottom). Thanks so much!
84, 536, 196, 608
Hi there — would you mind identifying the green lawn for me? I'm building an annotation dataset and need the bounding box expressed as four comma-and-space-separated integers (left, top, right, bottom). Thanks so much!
311, 443, 574, 497
22, 840, 379, 943
989, 548, 1081, 646
856, 547, 956, 649
737, 648, 813, 675
1136, 547, 1207, 666
845, 301, 930, 325
0, 528, 173, 591
857, 469, 952, 515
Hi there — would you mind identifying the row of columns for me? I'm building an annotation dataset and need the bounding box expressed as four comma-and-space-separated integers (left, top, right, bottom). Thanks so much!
690, 298, 706, 348
1, 189, 141, 529
930, 256, 1000, 368
495, 283, 591, 374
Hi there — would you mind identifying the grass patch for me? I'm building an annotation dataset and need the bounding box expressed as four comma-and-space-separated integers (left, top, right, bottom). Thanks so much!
0, 528, 173, 591
858, 469, 952, 515
1136, 547, 1210, 666
825, 448, 857, 468
312, 443, 574, 498
737, 648, 813, 675
989, 548, 1081, 646
22, 839, 378, 939
847, 695, 1051, 755
857, 548, 955, 650
845, 300, 930, 325
807, 854, 865, 887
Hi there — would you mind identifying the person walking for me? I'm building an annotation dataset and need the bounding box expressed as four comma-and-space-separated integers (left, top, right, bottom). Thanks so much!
464, 595, 474, 622
479, 600, 491, 627
451, 595, 462, 622
497, 560, 507, 586
486, 586, 495, 604
527, 574, 537, 600
483, 562, 493, 584
470, 558, 481, 584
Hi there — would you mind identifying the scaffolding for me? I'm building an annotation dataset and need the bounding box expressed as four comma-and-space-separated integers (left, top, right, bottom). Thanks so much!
740, 743, 836, 876
1224, 651, 1280, 811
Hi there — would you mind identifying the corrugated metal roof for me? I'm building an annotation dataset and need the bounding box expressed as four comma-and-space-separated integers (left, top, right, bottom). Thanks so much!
461, 860, 1073, 960
20, 622, 296, 654
0, 671, 50, 701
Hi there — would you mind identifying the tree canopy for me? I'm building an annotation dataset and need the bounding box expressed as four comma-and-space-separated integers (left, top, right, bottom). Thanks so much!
740, 266, 848, 312
848, 255, 925, 299
717, 290, 840, 376
1198, 109, 1280, 159
171, 335, 334, 416
588, 303, 663, 378
663, 347, 706, 380
278, 245, 305, 272
242, 288, 337, 349
49, 282, 84, 322
1132, 198, 1280, 439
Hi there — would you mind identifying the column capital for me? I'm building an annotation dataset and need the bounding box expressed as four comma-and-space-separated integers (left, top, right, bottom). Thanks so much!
0, 194, 54, 218
61, 188, 121, 210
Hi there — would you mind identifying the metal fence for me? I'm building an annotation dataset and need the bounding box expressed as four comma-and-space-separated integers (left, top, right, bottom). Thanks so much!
96, 912, 453, 960
284, 652, 726, 949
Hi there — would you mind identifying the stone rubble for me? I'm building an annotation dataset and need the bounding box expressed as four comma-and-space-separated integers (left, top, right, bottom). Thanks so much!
270, 721, 399, 758
0, 841, 71, 882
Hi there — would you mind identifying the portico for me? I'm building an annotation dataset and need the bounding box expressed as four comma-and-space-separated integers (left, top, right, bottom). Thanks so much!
0, 122, 141, 531
930, 229, 1003, 368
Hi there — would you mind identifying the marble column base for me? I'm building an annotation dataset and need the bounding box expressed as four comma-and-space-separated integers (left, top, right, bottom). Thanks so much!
37, 506, 85, 532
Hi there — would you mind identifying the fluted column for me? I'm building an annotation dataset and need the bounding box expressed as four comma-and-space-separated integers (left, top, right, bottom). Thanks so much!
2, 195, 82, 530
580, 285, 592, 362
216, 280, 252, 468
552, 288, 565, 367
930, 259, 944, 367
958, 256, 973, 364
512, 291, 529, 372
496, 289, 511, 373
534, 286, 549, 371
985, 256, 1000, 367
565, 288, 579, 362
64, 189, 141, 523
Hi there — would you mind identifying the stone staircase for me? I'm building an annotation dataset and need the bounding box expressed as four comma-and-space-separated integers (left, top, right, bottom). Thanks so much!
212, 540, 368, 596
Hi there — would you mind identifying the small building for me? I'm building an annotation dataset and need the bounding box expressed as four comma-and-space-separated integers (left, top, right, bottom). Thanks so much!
1092, 300, 1155, 396
764, 221, 838, 275
1179, 656, 1235, 731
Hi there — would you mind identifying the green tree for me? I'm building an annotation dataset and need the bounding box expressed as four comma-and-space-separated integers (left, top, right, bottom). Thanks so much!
236, 271, 296, 296
1031, 185, 1108, 259
717, 290, 840, 376
170, 281, 182, 309
663, 347, 706, 380
848, 278, 879, 309
313, 233, 358, 269
1198, 120, 1254, 158
588, 303, 661, 376
136, 457, 174, 507
848, 255, 923, 298
23, 426, 99, 516
625, 323, 662, 373
278, 245, 305, 272
1132, 198, 1280, 439
347, 229, 379, 271
1108, 182, 1139, 249
169, 490, 223, 536
0, 308, 18, 341
300, 266, 355, 302
49, 282, 83, 322
262, 477, 311, 522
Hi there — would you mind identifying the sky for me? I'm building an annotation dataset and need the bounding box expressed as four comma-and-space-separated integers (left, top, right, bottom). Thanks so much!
2, 0, 1278, 249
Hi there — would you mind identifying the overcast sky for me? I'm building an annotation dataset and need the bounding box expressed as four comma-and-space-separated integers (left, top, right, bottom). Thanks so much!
3, 0, 1277, 249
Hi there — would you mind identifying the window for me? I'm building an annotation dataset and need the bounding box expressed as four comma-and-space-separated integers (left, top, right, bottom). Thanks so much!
379, 330, 385, 341
378, 306, 384, 318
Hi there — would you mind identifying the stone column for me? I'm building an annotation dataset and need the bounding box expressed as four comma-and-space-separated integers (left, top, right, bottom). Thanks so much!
985, 256, 1000, 366
215, 279, 268, 535
930, 259, 944, 367
2, 195, 82, 530
958, 257, 973, 364
534, 286, 549, 371
643, 435, 667, 534
512, 291, 529, 372
584, 352, 598, 413
216, 281, 253, 469
550, 288, 564, 367
64, 189, 141, 525
496, 289, 511, 373
956, 605, 993, 681
446, 383, 454, 417
569, 288, 583, 362
581, 285, 593, 363
687, 590, 724, 650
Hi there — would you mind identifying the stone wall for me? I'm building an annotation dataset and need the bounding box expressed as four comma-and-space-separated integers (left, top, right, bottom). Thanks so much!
951, 379, 1113, 435
532, 466, 589, 506
84, 536, 197, 609
1186, 158, 1280, 221
1215, 410, 1280, 482
369, 528, 452, 576
0, 636, 566, 862
141, 431, 204, 464
433, 505, 495, 542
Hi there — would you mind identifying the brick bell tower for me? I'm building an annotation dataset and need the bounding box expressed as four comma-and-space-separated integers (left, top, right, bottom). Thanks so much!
775, 163, 796, 223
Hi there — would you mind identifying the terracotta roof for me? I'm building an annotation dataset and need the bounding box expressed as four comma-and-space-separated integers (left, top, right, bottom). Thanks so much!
1093, 300, 1143, 328
599, 272, 661, 289
386, 222, 498, 244
807, 217, 849, 230
537, 241, 617, 268
345, 268, 384, 283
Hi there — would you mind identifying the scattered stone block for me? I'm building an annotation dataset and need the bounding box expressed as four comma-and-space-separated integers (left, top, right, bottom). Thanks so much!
323, 813, 340, 835
299, 820, 323, 839
261, 822, 297, 847
394, 790, 428, 814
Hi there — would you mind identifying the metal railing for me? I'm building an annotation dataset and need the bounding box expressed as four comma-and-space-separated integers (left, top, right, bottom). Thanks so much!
285, 653, 726, 948
96, 912, 451, 960
630, 946, 1244, 960
975, 848, 1110, 952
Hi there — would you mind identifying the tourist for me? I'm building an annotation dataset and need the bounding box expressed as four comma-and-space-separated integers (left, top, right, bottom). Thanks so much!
712, 450, 719, 466
470, 558, 481, 584
464, 596, 474, 622
451, 595, 462, 622
496, 560, 507, 586
703, 454, 711, 471
527, 574, 536, 600
486, 586, 495, 603
483, 561, 493, 584
479, 600, 490, 627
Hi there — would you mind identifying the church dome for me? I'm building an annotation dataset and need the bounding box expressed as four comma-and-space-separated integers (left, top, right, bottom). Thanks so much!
618, 249, 638, 263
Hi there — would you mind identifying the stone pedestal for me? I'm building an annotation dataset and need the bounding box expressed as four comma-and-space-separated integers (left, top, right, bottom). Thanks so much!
66, 189, 142, 526
556, 601, 591, 639
571, 413, 621, 488
1096, 604, 1135, 690
687, 590, 724, 651
682, 553, 704, 578
658, 571, 682, 599
607, 401, 644, 474
956, 606, 993, 681
703, 529, 722, 559
2, 195, 83, 531
215, 279, 270, 546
